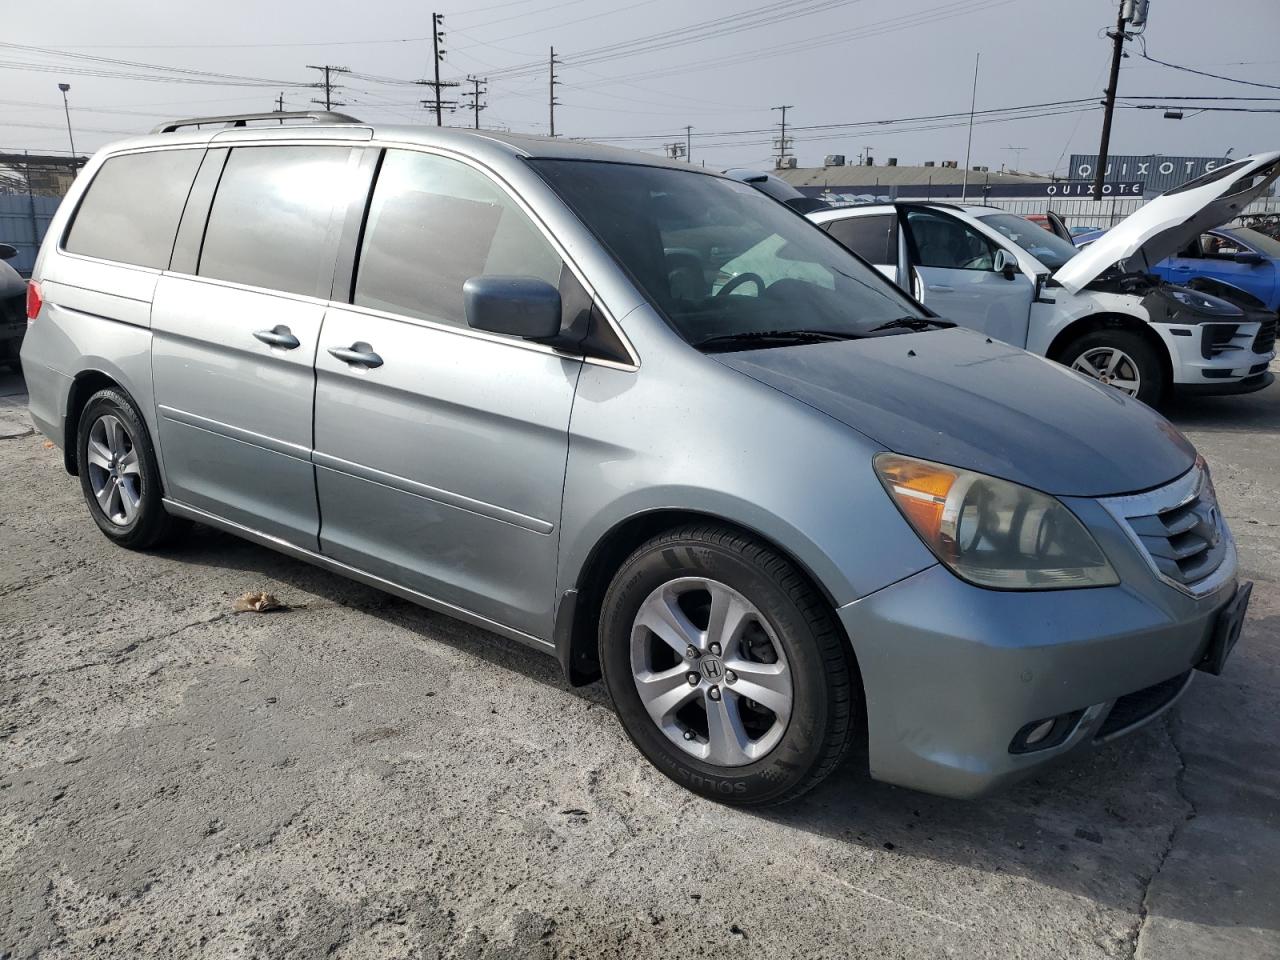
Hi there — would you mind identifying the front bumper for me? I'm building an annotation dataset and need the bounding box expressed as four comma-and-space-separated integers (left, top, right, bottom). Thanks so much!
838, 561, 1236, 799
1154, 320, 1275, 388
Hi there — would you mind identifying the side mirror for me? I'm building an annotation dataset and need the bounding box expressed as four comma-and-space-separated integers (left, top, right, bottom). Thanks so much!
0, 243, 16, 261
1234, 250, 1265, 265
993, 248, 1018, 281
463, 276, 562, 340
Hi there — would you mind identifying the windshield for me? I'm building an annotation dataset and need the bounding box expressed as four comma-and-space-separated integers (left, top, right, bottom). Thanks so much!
530, 159, 927, 347
977, 213, 1080, 271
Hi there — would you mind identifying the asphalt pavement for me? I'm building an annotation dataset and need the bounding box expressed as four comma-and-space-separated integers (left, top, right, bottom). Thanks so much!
2, 366, 1278, 959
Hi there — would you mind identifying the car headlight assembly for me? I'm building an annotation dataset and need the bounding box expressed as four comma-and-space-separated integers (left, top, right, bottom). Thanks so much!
874, 453, 1119, 590
1166, 287, 1240, 317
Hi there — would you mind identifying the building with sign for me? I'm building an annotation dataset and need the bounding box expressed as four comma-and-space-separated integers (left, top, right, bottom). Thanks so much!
1067, 154, 1231, 195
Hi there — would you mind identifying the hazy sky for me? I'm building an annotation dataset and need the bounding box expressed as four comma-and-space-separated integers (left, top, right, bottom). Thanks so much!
4, 0, 1278, 174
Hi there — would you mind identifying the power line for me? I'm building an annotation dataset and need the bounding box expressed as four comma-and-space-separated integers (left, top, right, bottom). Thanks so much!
1137, 48, 1280, 91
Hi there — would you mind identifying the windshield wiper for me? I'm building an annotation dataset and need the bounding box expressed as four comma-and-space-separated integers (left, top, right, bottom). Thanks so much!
694, 329, 863, 351
866, 316, 956, 333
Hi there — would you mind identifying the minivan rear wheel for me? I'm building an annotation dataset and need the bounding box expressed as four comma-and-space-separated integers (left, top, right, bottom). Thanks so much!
1061, 328, 1166, 406
77, 388, 187, 549
599, 524, 857, 805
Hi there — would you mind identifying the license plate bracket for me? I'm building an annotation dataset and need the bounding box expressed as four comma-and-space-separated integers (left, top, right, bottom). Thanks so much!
1198, 581, 1252, 676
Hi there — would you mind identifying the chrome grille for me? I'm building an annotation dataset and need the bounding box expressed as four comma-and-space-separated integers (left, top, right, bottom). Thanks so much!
1100, 462, 1234, 597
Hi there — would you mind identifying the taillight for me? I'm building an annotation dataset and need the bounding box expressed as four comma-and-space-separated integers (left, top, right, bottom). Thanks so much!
26, 280, 42, 323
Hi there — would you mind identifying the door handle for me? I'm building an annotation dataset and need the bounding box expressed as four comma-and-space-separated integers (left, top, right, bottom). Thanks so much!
328, 342, 384, 368
1172, 265, 1191, 270
253, 326, 300, 349
927, 284, 954, 292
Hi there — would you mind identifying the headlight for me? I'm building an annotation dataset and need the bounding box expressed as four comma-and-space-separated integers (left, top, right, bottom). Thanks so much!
1167, 287, 1239, 317
874, 453, 1119, 590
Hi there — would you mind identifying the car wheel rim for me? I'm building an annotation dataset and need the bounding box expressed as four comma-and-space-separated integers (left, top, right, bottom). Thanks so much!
1071, 346, 1141, 396
630, 577, 792, 767
86, 413, 141, 526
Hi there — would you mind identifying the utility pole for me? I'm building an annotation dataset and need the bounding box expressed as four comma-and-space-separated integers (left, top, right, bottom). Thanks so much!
276, 92, 285, 112
771, 105, 794, 168
1091, 0, 1150, 201
306, 64, 349, 110
685, 125, 693, 163
961, 53, 979, 202
462, 76, 488, 130
417, 13, 459, 125
549, 47, 561, 137
57, 83, 77, 162
1002, 144, 1027, 173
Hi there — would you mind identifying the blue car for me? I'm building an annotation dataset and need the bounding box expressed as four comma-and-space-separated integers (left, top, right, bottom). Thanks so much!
1152, 226, 1280, 311
1075, 225, 1280, 312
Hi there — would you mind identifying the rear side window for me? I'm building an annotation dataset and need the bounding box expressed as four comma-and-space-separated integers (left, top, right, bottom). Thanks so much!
353, 149, 563, 327
825, 214, 898, 266
198, 146, 351, 298
64, 149, 202, 269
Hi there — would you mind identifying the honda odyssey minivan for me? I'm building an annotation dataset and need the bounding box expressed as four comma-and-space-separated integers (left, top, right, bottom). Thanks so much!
21, 112, 1250, 805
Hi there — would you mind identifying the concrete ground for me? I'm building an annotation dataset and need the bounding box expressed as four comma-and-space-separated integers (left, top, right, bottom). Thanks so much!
2, 366, 1278, 960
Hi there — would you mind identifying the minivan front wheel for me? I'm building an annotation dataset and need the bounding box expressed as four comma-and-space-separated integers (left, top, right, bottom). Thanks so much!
77, 388, 186, 549
599, 524, 857, 805
1062, 329, 1166, 406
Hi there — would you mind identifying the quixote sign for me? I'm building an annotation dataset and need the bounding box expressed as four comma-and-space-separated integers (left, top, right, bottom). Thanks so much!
1068, 153, 1231, 194
1046, 180, 1145, 197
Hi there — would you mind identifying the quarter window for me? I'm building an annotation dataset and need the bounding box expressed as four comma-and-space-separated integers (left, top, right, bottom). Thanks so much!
198, 146, 352, 298
353, 149, 563, 327
64, 149, 203, 269
825, 214, 898, 265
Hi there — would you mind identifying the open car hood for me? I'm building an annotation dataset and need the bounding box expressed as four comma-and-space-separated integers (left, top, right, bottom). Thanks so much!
1052, 150, 1280, 294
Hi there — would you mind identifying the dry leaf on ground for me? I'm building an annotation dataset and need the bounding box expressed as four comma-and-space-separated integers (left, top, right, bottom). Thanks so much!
233, 591, 288, 613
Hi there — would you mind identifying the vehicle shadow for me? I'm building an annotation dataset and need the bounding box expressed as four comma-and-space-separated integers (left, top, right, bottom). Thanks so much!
1164, 381, 1280, 434
160, 523, 1274, 937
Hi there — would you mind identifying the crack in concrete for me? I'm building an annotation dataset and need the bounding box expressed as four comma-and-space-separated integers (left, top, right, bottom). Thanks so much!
1126, 715, 1197, 959
4, 611, 235, 684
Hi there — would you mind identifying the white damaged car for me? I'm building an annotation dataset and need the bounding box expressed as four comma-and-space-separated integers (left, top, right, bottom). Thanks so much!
806, 151, 1280, 405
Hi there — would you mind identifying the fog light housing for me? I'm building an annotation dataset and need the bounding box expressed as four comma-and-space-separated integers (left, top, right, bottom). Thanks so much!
1009, 711, 1084, 754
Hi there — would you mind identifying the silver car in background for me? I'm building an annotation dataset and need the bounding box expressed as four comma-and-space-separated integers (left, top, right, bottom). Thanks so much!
21, 113, 1250, 804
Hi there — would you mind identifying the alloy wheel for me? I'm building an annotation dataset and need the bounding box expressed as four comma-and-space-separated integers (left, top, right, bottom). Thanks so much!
630, 577, 792, 766
1071, 346, 1141, 396
85, 413, 141, 526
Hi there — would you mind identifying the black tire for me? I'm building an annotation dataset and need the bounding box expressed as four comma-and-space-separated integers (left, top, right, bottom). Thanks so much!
599, 523, 857, 806
1059, 328, 1167, 407
76, 387, 187, 549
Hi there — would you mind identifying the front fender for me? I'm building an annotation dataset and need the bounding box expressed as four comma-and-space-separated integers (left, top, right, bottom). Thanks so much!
558, 354, 937, 610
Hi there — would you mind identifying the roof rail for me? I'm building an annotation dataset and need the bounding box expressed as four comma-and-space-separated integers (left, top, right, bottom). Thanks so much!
150, 110, 362, 134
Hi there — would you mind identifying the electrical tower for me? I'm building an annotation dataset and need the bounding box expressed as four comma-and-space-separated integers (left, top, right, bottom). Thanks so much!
549, 47, 561, 137
771, 105, 794, 168
462, 76, 488, 130
306, 65, 349, 110
419, 13, 459, 126
1092, 0, 1151, 201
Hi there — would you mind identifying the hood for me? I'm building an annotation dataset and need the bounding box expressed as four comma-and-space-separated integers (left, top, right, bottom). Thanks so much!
1053, 150, 1280, 294
717, 328, 1195, 498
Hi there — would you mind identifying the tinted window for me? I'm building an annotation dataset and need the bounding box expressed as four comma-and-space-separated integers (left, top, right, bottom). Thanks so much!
65, 149, 202, 269
826, 214, 898, 265
905, 209, 996, 270
198, 146, 351, 298
354, 149, 563, 326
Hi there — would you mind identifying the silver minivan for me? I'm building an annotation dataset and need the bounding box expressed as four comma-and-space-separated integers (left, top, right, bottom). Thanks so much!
21, 113, 1250, 805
